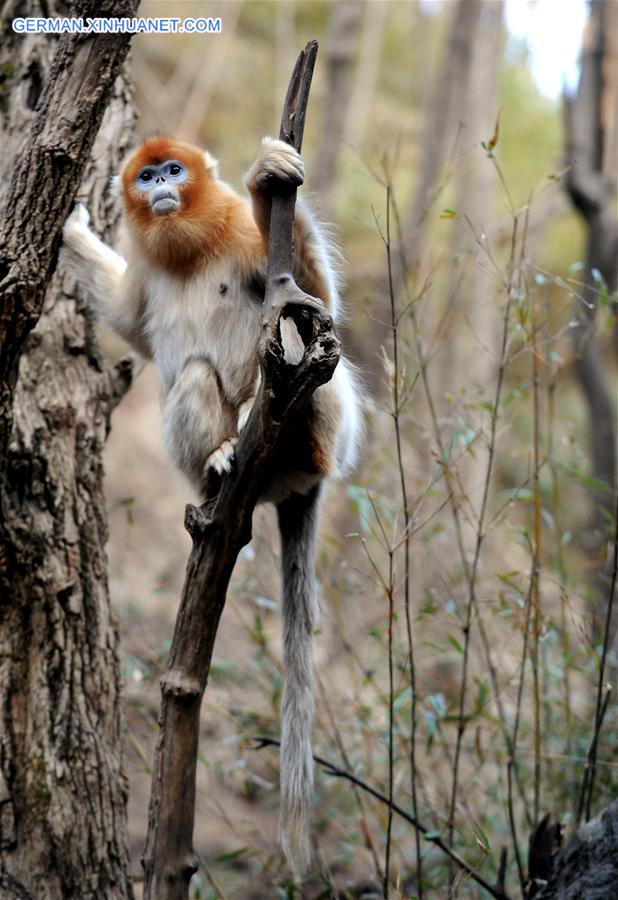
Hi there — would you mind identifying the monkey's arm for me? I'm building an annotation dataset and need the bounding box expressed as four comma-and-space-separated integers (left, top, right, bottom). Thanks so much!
63, 205, 152, 359
245, 138, 341, 313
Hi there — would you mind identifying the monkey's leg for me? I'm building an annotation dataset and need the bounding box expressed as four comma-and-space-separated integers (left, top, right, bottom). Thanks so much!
276, 485, 322, 877
236, 373, 262, 433
162, 357, 236, 493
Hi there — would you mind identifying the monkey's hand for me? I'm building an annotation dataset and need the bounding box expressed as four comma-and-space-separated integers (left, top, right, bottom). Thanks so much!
246, 137, 305, 194
205, 439, 237, 476
62, 201, 127, 278
63, 202, 92, 245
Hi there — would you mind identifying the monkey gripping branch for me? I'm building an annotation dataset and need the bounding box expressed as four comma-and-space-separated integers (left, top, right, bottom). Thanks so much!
140, 41, 338, 900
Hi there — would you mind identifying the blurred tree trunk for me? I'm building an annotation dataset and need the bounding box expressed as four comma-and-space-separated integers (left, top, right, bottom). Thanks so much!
275, 0, 296, 135
564, 0, 618, 644
399, 0, 485, 281
342, 0, 387, 151
313, 0, 363, 213
440, 1, 504, 515
175, 0, 244, 143
354, 0, 486, 391
442, 0, 503, 392
0, 1, 136, 897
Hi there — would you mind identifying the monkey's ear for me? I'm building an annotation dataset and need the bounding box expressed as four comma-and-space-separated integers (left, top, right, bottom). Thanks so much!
109, 174, 122, 196
204, 150, 220, 179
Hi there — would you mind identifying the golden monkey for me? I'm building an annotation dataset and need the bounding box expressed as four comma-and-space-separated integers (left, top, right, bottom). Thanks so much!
63, 136, 361, 876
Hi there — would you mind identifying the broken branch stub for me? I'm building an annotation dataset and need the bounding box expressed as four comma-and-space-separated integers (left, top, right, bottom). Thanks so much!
264, 39, 319, 316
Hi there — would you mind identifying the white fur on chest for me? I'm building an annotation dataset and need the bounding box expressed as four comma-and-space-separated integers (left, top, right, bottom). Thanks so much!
144, 259, 262, 399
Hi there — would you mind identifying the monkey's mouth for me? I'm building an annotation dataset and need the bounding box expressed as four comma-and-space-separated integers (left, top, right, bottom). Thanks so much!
151, 188, 180, 216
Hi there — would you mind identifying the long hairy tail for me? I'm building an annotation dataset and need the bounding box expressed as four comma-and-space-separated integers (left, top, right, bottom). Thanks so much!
276, 485, 322, 878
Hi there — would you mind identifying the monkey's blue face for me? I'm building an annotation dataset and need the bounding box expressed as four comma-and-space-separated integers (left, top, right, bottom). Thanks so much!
135, 160, 189, 216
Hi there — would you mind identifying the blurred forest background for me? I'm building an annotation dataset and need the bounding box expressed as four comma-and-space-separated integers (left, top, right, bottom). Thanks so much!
98, 1, 618, 897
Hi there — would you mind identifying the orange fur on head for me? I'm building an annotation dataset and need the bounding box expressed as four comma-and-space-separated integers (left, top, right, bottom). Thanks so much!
121, 137, 262, 275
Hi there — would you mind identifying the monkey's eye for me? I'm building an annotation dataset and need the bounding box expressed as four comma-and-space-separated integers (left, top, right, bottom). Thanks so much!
163, 161, 185, 179
138, 170, 153, 184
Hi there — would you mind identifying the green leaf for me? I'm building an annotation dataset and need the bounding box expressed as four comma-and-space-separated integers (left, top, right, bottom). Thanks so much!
497, 570, 520, 583
393, 686, 412, 711
508, 487, 534, 501
120, 496, 135, 525
346, 484, 372, 533
447, 635, 464, 655
427, 693, 446, 717
213, 846, 251, 864
475, 824, 491, 853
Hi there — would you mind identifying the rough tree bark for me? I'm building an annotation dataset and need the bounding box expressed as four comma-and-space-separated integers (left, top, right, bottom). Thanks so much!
141, 42, 339, 900
0, 1, 137, 896
564, 0, 618, 644
534, 800, 618, 899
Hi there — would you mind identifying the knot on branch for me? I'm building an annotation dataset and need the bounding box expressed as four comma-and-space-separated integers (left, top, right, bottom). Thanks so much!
184, 502, 214, 539
160, 670, 202, 703
259, 276, 340, 423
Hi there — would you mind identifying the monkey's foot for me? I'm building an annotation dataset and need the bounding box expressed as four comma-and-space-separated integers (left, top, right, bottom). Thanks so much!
237, 398, 255, 433
205, 439, 237, 476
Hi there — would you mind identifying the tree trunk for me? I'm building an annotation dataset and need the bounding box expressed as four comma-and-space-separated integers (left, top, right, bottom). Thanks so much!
400, 0, 484, 278
535, 800, 618, 899
440, 1, 504, 502
313, 0, 364, 212
175, 0, 244, 144
356, 0, 485, 391
564, 0, 618, 645
0, 2, 136, 896
342, 0, 387, 152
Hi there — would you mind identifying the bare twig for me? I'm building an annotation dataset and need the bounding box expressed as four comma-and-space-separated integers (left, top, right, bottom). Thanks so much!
447, 207, 518, 852
385, 538, 395, 897
384, 185, 422, 895
255, 738, 512, 900
530, 291, 543, 827
578, 489, 618, 822
508, 541, 539, 898
264, 40, 318, 310
316, 674, 384, 883
389, 191, 531, 828
506, 758, 526, 896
